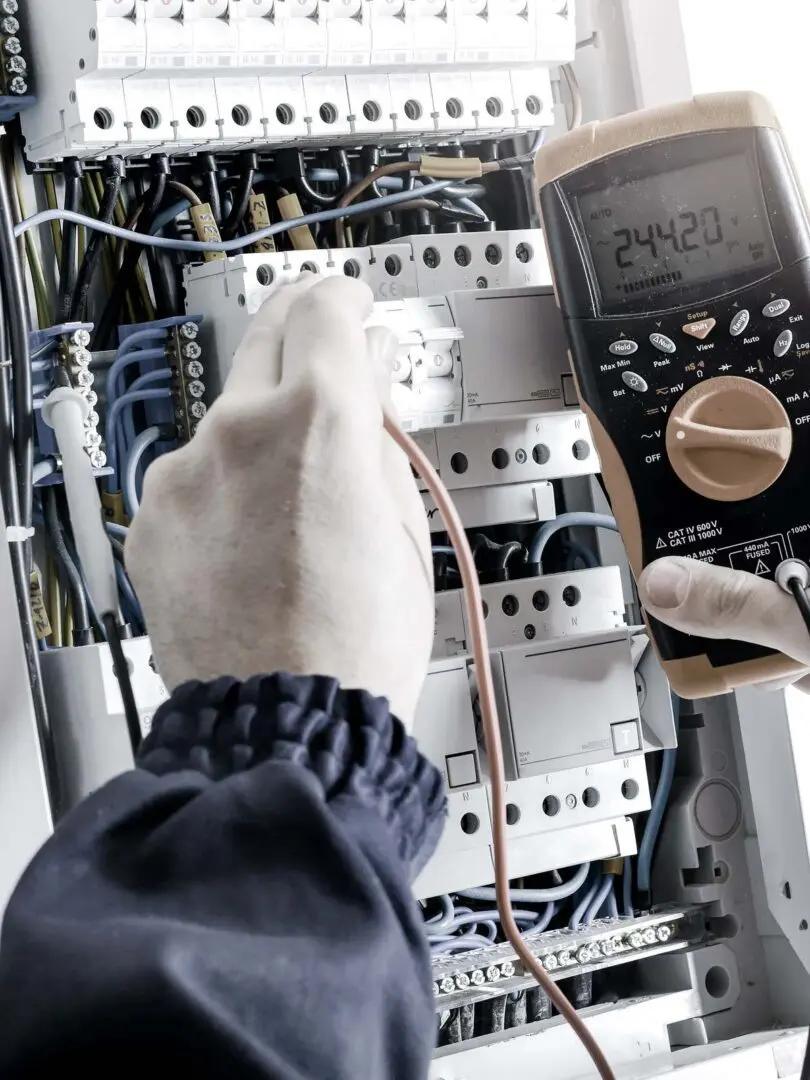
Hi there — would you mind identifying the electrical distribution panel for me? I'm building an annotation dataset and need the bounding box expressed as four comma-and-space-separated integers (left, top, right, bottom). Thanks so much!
19, 0, 572, 160
8, 0, 810, 1074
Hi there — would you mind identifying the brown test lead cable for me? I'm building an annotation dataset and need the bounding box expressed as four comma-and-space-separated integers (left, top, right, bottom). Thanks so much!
383, 411, 617, 1080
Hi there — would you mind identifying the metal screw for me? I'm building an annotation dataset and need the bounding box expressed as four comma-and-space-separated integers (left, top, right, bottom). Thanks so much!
1, 16, 19, 34
475, 276, 487, 289
542, 954, 558, 971
183, 341, 202, 360
485, 965, 502, 982
76, 369, 93, 387
470, 969, 486, 986
0, 0, 18, 14
565, 793, 577, 809
642, 927, 657, 946
524, 624, 536, 640
576, 946, 591, 964
72, 329, 91, 347
73, 348, 91, 366
515, 447, 527, 464
515, 242, 531, 263
600, 939, 616, 956
187, 380, 205, 399
8, 73, 25, 93
502, 594, 519, 617
85, 410, 100, 428
5, 53, 24, 72
84, 430, 102, 449
656, 925, 672, 942
423, 246, 440, 269
84, 390, 98, 407
433, 983, 441, 998
189, 400, 207, 420
439, 976, 455, 994
3, 36, 21, 54
190, 422, 200, 436
628, 931, 644, 949
455, 973, 470, 990
500, 961, 515, 978
180, 321, 199, 341
89, 449, 106, 469
185, 359, 204, 379
557, 950, 573, 966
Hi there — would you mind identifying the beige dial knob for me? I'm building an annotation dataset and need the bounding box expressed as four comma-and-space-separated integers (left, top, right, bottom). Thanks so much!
665, 376, 792, 502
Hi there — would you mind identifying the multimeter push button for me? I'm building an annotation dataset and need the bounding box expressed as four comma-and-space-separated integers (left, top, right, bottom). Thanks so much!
621, 371, 648, 393
649, 332, 676, 354
609, 339, 638, 356
729, 309, 750, 337
774, 329, 793, 357
763, 298, 791, 318
682, 318, 716, 340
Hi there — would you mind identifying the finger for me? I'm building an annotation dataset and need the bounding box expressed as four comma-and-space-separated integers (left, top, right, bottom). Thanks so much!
223, 274, 320, 396
638, 556, 810, 666
280, 276, 376, 404
365, 324, 398, 409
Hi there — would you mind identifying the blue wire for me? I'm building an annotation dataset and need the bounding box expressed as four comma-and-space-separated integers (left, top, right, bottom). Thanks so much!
105, 389, 172, 488
529, 512, 618, 569
622, 857, 634, 917
105, 522, 128, 541
151, 199, 191, 234
119, 369, 172, 470
583, 875, 614, 925
569, 876, 601, 929
107, 345, 167, 405
637, 693, 682, 894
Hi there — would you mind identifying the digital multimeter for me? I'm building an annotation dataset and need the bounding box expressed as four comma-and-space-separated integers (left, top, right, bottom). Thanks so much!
535, 92, 810, 697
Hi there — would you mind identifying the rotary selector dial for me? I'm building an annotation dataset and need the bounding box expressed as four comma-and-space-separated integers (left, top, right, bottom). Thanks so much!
665, 376, 792, 502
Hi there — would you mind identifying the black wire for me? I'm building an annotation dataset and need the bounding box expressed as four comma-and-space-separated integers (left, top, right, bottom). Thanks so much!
71, 156, 124, 322
57, 158, 83, 323
788, 576, 810, 637
102, 612, 142, 755
221, 151, 257, 239
42, 487, 93, 645
801, 1035, 810, 1080
92, 157, 169, 350
0, 143, 33, 546
199, 152, 221, 223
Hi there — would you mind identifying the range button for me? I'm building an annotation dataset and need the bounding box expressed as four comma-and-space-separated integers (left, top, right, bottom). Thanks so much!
729, 309, 750, 337
609, 339, 638, 356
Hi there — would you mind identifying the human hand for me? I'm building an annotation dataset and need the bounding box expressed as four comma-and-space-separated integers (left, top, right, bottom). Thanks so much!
637, 556, 810, 689
126, 275, 434, 728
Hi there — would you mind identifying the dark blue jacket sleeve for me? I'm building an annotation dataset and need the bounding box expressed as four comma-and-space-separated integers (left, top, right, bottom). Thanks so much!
0, 674, 446, 1079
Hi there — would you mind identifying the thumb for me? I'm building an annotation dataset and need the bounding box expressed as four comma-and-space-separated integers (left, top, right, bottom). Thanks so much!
638, 556, 810, 666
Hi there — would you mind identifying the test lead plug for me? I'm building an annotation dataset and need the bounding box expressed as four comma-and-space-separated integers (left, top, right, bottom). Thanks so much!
776, 559, 810, 637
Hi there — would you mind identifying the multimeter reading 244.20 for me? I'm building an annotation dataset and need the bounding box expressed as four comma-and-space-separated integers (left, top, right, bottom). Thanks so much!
537, 93, 810, 697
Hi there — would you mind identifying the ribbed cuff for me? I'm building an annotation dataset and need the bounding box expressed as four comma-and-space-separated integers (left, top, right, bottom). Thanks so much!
137, 673, 447, 874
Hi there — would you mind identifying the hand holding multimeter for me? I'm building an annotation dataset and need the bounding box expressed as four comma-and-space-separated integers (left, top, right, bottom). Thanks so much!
536, 91, 810, 697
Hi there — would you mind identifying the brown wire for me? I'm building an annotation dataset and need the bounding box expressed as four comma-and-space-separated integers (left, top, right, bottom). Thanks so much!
383, 412, 617, 1080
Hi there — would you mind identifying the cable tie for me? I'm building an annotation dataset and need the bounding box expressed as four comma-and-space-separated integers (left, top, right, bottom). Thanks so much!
6, 525, 34, 542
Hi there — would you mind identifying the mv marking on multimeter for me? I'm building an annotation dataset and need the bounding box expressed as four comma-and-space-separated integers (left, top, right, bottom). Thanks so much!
535, 92, 810, 697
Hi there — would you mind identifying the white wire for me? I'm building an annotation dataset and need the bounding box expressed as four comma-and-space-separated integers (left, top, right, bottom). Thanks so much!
123, 426, 162, 519
13, 181, 471, 255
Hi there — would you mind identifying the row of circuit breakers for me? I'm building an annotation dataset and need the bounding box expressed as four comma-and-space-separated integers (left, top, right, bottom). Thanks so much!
39, 228, 678, 904
18, 0, 573, 158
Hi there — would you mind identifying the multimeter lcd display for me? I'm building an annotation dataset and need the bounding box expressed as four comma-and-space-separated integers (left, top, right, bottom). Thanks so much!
577, 153, 778, 307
